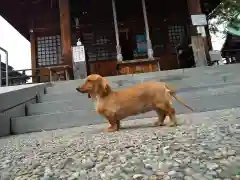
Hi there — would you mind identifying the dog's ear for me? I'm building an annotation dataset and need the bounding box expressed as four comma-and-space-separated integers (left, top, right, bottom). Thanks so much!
97, 77, 112, 97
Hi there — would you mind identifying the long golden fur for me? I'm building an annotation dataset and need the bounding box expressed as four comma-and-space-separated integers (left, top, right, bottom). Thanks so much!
76, 74, 193, 132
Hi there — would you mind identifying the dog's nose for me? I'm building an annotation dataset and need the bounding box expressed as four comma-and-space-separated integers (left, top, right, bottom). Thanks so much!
76, 88, 79, 92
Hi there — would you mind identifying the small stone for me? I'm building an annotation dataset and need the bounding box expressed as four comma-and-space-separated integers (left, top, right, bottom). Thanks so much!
68, 172, 80, 180
172, 162, 180, 167
184, 168, 194, 175
227, 150, 236, 156
213, 152, 223, 159
182, 157, 191, 165
125, 150, 133, 158
119, 172, 129, 179
30, 160, 41, 169
206, 163, 219, 170
105, 165, 113, 171
81, 158, 95, 169
172, 145, 181, 151
119, 156, 127, 163
59, 158, 74, 169
100, 173, 107, 179
141, 168, 154, 176
133, 174, 144, 179
134, 166, 142, 174
204, 170, 218, 179
44, 167, 53, 177
163, 175, 171, 180
1, 172, 11, 180
192, 173, 208, 180
131, 158, 143, 165
155, 171, 165, 176
145, 164, 153, 170
40, 176, 50, 180
220, 159, 230, 166
163, 146, 170, 154
79, 170, 88, 177
95, 161, 108, 171
184, 176, 194, 180
32, 168, 42, 175
110, 150, 121, 157
149, 175, 158, 180
175, 172, 184, 178
168, 170, 176, 176
123, 167, 135, 173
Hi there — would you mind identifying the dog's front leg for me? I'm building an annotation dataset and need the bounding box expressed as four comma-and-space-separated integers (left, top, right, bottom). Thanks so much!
103, 116, 119, 132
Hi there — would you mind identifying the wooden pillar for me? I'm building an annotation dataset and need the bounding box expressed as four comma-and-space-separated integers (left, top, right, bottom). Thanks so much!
187, 0, 210, 66
141, 0, 154, 60
111, 0, 123, 61
30, 29, 37, 83
187, 0, 202, 14
59, 0, 72, 67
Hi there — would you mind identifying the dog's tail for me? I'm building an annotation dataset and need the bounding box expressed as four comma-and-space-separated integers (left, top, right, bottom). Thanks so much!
165, 84, 194, 112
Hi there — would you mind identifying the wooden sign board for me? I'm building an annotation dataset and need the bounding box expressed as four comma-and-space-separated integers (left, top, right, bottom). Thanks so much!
191, 14, 207, 26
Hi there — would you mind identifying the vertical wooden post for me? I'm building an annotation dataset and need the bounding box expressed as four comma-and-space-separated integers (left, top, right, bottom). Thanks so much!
187, 0, 210, 66
187, 0, 201, 14
111, 0, 123, 61
59, 0, 72, 67
141, 0, 154, 60
191, 36, 207, 66
30, 29, 37, 83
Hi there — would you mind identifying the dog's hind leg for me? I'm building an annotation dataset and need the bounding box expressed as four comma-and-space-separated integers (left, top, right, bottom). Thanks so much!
154, 108, 166, 126
165, 105, 178, 127
116, 120, 121, 129
155, 102, 177, 127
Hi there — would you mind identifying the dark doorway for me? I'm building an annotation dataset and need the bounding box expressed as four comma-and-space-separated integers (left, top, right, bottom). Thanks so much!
119, 30, 134, 60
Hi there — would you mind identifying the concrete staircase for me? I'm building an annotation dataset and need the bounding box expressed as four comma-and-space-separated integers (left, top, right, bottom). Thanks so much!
11, 64, 240, 134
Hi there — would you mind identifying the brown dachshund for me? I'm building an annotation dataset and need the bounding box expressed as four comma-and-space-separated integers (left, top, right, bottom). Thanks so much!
76, 74, 193, 132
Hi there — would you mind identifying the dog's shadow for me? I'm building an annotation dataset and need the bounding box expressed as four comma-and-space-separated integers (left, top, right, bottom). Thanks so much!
120, 123, 155, 130
85, 121, 185, 135
119, 121, 184, 131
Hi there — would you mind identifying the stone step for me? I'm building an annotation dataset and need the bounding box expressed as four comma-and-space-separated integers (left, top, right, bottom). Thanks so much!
28, 87, 240, 116
39, 91, 87, 103
28, 99, 95, 115
45, 64, 240, 95
39, 82, 240, 103
12, 110, 158, 134
46, 73, 240, 95
14, 90, 240, 134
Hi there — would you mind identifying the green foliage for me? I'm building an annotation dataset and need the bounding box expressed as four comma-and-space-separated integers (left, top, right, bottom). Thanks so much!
208, 0, 240, 34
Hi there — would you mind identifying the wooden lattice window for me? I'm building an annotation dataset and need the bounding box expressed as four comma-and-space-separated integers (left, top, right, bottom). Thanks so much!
36, 35, 62, 67
95, 35, 115, 60
168, 25, 185, 48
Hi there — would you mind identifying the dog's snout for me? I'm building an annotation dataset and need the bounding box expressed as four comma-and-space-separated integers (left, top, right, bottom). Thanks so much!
76, 87, 80, 92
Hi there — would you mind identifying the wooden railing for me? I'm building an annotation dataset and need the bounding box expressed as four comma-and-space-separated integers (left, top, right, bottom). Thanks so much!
1, 65, 72, 86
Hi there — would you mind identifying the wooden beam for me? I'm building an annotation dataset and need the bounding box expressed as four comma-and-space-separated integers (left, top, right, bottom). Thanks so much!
187, 0, 210, 66
59, 0, 72, 67
30, 30, 37, 83
187, 0, 202, 14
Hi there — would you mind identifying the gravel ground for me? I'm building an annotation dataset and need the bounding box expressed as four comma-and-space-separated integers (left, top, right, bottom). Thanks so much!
0, 108, 240, 180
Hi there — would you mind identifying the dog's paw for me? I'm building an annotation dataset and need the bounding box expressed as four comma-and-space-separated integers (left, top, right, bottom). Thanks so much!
167, 122, 178, 127
153, 121, 164, 127
103, 126, 118, 133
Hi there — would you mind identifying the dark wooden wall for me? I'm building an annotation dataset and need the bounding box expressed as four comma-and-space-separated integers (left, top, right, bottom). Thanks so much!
69, 0, 191, 74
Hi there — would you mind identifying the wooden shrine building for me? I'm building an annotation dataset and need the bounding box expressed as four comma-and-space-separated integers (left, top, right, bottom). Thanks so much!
0, 0, 219, 83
